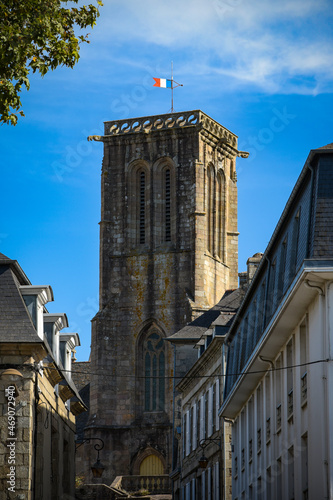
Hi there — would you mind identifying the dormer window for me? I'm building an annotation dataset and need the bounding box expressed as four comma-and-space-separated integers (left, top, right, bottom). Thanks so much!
59, 342, 69, 370
195, 338, 205, 357
44, 322, 54, 349
205, 334, 212, 349
43, 313, 68, 364
59, 333, 80, 377
22, 295, 37, 328
20, 285, 53, 339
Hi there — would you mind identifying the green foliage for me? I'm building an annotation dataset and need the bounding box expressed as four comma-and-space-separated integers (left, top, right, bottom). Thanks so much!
0, 0, 103, 125
75, 474, 86, 487
133, 490, 150, 497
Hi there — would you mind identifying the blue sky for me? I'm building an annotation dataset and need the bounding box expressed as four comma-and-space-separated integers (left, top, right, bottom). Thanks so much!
1, 0, 333, 361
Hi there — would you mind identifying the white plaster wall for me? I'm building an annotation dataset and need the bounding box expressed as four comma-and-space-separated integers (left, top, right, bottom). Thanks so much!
231, 288, 333, 499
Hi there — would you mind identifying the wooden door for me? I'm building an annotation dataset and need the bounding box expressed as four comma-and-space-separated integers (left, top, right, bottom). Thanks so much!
139, 454, 164, 475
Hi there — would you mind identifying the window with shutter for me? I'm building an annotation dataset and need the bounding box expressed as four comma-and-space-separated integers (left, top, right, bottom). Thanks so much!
215, 462, 220, 499
192, 403, 197, 451
208, 386, 213, 437
186, 410, 190, 456
183, 413, 186, 459
215, 379, 220, 431
207, 467, 212, 500
200, 394, 205, 442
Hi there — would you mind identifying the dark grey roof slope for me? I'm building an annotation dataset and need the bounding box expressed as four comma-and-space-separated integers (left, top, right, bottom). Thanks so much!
315, 143, 333, 150
0, 253, 30, 285
0, 252, 11, 260
0, 264, 40, 343
167, 288, 246, 342
75, 383, 90, 441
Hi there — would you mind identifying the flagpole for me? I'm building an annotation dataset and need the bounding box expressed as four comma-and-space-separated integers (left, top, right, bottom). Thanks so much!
171, 61, 174, 112
152, 65, 182, 112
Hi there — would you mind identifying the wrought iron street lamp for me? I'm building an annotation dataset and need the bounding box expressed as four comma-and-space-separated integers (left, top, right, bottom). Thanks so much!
198, 437, 221, 469
76, 437, 105, 478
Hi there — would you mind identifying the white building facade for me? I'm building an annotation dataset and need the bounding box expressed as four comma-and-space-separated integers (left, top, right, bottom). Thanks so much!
179, 334, 224, 500
221, 144, 333, 499
171, 286, 247, 500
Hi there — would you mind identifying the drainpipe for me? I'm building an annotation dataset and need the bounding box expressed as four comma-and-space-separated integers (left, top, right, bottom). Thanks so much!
172, 343, 177, 471
259, 356, 274, 370
33, 369, 40, 500
325, 282, 333, 499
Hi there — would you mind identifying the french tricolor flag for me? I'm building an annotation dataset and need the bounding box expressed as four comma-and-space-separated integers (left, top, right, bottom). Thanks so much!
153, 78, 172, 88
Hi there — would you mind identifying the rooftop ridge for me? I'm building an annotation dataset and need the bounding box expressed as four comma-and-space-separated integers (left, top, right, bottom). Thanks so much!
103, 109, 238, 147
0, 254, 31, 285
314, 142, 333, 151
0, 252, 11, 260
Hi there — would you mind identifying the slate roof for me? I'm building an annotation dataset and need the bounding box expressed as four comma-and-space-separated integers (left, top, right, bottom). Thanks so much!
315, 143, 333, 150
75, 383, 90, 441
167, 287, 246, 342
0, 263, 40, 343
0, 253, 31, 285
0, 252, 11, 260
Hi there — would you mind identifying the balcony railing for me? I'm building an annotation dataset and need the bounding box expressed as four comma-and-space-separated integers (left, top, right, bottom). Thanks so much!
112, 475, 172, 496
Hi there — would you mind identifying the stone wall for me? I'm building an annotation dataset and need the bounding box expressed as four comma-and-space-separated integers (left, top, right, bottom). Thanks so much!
72, 361, 91, 391
0, 360, 35, 499
0, 348, 77, 500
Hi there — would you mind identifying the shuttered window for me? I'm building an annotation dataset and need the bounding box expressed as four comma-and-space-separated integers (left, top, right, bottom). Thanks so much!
200, 394, 205, 441
208, 386, 213, 437
215, 379, 220, 431
192, 403, 197, 451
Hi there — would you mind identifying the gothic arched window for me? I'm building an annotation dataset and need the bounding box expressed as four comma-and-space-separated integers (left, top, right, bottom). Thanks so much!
152, 159, 176, 246
127, 161, 150, 248
216, 171, 226, 260
164, 168, 171, 242
144, 332, 165, 411
137, 168, 146, 245
207, 165, 215, 254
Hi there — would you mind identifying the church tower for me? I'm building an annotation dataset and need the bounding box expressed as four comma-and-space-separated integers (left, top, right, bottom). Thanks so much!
86, 110, 242, 483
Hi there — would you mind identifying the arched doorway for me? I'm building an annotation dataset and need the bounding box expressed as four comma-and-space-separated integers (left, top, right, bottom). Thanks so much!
139, 454, 164, 475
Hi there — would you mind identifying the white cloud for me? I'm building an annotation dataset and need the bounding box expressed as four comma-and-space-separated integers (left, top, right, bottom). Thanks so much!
90, 0, 333, 94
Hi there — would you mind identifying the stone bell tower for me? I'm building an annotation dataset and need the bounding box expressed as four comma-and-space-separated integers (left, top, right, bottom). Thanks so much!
85, 110, 242, 484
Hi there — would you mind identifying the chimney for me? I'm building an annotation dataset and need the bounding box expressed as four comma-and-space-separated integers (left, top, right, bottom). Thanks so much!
238, 272, 247, 288
247, 253, 263, 283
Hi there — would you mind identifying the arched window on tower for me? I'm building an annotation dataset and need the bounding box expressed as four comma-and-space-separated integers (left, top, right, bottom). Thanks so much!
207, 165, 215, 254
144, 331, 165, 411
216, 171, 226, 261
138, 169, 146, 245
127, 160, 150, 249
153, 159, 176, 246
165, 168, 171, 242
